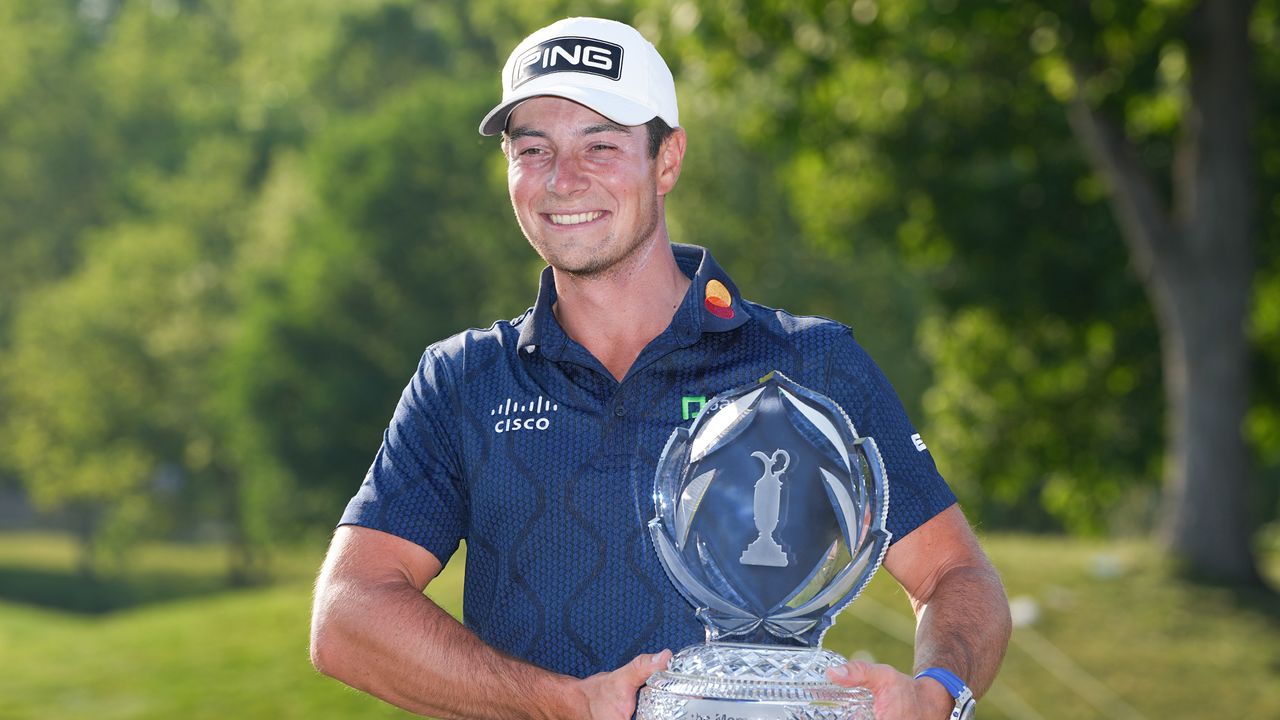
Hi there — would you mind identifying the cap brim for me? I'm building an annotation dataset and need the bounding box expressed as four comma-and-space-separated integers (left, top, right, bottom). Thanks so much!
478, 84, 661, 136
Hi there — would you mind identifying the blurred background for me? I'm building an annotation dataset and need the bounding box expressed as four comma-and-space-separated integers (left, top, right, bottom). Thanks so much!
0, 0, 1277, 718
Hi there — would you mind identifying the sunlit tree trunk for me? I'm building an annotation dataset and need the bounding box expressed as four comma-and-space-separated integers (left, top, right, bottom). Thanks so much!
222, 461, 270, 587
71, 503, 101, 581
1068, 0, 1262, 584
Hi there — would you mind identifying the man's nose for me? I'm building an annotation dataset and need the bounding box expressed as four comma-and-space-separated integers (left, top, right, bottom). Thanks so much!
547, 153, 589, 196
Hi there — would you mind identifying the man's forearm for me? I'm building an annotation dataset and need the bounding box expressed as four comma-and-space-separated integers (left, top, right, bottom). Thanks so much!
311, 575, 580, 720
829, 507, 1011, 719
311, 526, 664, 720
910, 560, 1012, 697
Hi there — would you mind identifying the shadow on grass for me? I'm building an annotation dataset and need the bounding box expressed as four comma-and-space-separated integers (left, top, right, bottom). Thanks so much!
0, 564, 249, 614
1227, 581, 1280, 626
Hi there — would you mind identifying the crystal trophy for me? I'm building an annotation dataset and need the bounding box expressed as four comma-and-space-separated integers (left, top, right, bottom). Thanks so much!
638, 372, 891, 720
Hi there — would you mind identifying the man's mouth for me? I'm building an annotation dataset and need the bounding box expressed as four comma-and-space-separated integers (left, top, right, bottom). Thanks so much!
546, 211, 605, 226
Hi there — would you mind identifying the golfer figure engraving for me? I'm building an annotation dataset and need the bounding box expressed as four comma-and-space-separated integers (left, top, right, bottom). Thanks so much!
741, 449, 790, 567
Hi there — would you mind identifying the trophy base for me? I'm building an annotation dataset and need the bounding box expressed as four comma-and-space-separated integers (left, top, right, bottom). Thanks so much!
637, 643, 874, 720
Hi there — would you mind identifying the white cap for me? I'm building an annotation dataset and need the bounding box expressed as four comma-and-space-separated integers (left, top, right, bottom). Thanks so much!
479, 17, 679, 136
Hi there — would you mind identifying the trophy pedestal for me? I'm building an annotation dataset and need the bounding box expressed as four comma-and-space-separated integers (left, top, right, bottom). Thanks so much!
637, 643, 874, 720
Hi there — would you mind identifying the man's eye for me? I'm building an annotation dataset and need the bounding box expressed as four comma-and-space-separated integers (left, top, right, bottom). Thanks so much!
519, 147, 544, 156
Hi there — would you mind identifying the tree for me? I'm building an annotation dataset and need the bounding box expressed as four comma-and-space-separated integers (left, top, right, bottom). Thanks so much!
0, 0, 310, 579
3, 222, 210, 575
3, 0, 1272, 584
664, 0, 1165, 533
222, 77, 532, 520
1045, 0, 1264, 584
663, 0, 1277, 582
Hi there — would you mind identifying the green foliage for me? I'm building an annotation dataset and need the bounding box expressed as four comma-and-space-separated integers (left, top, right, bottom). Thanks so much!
1, 135, 265, 571
920, 310, 1157, 533
0, 0, 290, 574
0, 0, 110, 334
222, 73, 532, 519
3, 222, 208, 568
880, 2, 1170, 533
1249, 0, 1280, 524
668, 0, 1171, 532
0, 0, 1276, 570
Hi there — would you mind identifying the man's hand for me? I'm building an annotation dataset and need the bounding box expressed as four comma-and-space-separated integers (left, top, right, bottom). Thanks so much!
577, 650, 672, 720
827, 660, 954, 720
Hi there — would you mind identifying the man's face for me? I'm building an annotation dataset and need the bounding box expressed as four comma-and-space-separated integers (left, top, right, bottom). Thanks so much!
505, 97, 666, 278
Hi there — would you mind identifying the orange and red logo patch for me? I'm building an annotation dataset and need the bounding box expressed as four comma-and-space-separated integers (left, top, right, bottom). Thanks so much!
704, 279, 734, 320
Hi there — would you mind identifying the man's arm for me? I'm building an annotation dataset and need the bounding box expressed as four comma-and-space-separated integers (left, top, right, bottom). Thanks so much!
310, 525, 670, 720
827, 504, 1011, 720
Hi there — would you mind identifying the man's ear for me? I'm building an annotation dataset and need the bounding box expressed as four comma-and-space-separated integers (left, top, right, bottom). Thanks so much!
655, 128, 687, 196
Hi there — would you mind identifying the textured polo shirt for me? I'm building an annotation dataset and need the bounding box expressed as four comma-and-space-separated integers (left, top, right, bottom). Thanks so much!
339, 243, 956, 678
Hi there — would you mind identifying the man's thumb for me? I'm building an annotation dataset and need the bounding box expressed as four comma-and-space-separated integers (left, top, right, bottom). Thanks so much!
827, 660, 875, 687
623, 649, 672, 685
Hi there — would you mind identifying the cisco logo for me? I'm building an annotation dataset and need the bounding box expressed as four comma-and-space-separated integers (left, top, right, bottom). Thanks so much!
491, 396, 559, 433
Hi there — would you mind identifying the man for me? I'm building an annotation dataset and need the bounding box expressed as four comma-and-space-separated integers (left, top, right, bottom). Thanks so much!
310, 17, 1010, 720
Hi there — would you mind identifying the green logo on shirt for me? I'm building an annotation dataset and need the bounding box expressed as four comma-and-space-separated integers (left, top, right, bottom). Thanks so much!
681, 396, 706, 421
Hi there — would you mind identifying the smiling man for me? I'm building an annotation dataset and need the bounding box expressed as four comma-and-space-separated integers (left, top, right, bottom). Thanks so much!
310, 17, 1010, 720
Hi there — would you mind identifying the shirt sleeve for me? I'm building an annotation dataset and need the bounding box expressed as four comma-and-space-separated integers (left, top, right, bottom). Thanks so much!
825, 329, 956, 543
339, 346, 468, 565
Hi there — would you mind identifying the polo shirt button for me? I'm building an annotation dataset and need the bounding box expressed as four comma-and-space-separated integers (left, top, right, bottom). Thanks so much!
613, 404, 625, 417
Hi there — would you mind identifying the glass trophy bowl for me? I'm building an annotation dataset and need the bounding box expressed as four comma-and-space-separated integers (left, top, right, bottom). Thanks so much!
639, 372, 891, 720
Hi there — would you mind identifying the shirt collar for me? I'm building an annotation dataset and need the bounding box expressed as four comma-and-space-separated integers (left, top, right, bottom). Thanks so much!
516, 243, 748, 361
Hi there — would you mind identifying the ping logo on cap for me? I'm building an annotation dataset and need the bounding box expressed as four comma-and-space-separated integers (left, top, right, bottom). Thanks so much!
512, 36, 624, 88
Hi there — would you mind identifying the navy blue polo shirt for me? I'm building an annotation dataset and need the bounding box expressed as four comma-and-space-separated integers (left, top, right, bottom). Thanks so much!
340, 243, 955, 678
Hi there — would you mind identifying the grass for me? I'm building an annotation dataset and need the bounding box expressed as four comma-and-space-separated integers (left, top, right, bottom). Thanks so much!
0, 531, 1276, 719
835, 535, 1280, 719
0, 533, 429, 720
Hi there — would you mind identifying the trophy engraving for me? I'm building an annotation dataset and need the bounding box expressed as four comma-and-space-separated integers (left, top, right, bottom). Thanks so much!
639, 372, 891, 720
740, 450, 790, 568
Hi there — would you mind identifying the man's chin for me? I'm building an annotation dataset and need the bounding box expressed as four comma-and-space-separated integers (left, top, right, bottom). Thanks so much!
556, 259, 612, 278
534, 244, 617, 278
532, 226, 658, 280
